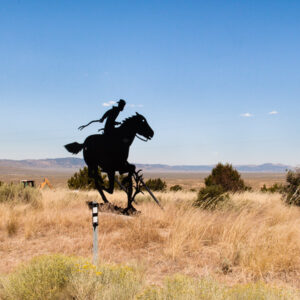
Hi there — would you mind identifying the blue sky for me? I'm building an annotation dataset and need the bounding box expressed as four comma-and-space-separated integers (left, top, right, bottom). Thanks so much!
0, 0, 299, 165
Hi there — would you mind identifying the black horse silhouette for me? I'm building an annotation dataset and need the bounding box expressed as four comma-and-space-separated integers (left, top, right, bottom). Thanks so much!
65, 113, 154, 211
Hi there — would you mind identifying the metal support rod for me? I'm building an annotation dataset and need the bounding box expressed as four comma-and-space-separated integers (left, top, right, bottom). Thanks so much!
115, 178, 127, 192
116, 174, 163, 210
140, 179, 164, 210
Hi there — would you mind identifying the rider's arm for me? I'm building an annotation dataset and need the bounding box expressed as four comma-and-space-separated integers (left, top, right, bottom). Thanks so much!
78, 120, 99, 130
100, 110, 109, 123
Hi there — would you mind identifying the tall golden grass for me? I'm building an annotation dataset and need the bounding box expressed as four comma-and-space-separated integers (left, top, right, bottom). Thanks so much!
1, 188, 300, 290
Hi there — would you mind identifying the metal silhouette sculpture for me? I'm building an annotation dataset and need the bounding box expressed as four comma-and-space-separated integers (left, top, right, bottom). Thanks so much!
65, 101, 161, 214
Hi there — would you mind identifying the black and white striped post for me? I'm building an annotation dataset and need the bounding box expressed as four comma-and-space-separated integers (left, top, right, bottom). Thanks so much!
90, 201, 99, 265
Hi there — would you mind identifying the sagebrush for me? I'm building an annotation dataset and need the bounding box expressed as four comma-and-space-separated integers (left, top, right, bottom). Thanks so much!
1, 255, 299, 300
285, 169, 300, 206
67, 166, 125, 191
0, 183, 41, 206
170, 184, 183, 192
205, 163, 249, 192
144, 178, 167, 191
195, 163, 249, 208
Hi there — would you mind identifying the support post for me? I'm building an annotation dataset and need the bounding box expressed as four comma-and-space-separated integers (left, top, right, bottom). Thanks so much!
91, 202, 99, 265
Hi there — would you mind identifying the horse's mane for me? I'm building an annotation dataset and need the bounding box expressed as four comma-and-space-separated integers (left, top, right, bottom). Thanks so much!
120, 115, 139, 128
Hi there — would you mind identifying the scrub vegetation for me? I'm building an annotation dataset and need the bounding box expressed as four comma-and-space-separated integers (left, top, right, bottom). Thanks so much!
0, 183, 42, 207
1, 172, 300, 298
67, 166, 124, 191
144, 178, 167, 191
195, 163, 250, 209
0, 255, 298, 300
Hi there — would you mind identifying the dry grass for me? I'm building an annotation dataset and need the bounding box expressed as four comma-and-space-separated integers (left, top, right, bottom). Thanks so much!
1, 188, 300, 291
5, 212, 19, 237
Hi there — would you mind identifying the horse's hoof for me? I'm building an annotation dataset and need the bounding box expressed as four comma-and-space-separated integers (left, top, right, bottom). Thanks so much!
122, 209, 130, 216
123, 206, 140, 216
99, 202, 119, 213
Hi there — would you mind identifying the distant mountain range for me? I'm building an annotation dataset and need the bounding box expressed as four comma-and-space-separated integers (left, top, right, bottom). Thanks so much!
0, 158, 295, 173
0, 158, 85, 170
135, 163, 294, 173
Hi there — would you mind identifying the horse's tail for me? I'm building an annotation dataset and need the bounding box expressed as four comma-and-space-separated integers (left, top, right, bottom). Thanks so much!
64, 142, 84, 154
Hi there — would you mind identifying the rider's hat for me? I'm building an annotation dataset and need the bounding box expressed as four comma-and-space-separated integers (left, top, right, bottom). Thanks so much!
117, 99, 126, 106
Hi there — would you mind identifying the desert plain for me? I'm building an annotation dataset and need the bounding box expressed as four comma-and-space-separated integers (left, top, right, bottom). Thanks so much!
1, 168, 300, 298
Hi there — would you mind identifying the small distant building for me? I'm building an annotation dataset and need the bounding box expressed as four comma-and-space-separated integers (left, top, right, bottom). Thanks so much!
20, 180, 35, 188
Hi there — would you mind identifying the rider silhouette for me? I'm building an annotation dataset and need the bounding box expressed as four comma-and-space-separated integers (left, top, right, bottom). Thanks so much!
78, 99, 126, 134
100, 99, 126, 134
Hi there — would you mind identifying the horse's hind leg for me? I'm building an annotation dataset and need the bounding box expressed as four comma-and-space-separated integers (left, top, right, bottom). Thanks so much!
89, 166, 109, 203
124, 175, 133, 209
123, 164, 136, 213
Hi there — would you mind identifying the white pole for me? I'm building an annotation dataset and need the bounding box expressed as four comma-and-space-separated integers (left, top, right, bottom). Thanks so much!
92, 202, 98, 265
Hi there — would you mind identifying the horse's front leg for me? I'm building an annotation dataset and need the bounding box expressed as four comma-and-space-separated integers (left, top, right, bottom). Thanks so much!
89, 165, 109, 203
103, 171, 115, 194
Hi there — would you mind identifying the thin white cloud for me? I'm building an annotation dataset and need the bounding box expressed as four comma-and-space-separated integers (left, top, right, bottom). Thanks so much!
268, 110, 279, 115
102, 101, 116, 107
102, 101, 144, 108
240, 113, 253, 117
129, 104, 144, 108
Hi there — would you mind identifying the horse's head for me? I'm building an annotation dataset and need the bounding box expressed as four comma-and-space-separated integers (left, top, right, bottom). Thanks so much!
134, 112, 154, 141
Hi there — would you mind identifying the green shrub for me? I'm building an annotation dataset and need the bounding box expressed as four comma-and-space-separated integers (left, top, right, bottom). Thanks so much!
170, 184, 183, 192
0, 255, 143, 300
144, 178, 167, 191
261, 183, 286, 194
205, 163, 250, 192
68, 262, 143, 300
1, 256, 299, 300
0, 183, 41, 206
225, 281, 298, 300
0, 254, 76, 300
285, 169, 300, 206
137, 274, 224, 300
68, 167, 104, 190
194, 185, 229, 209
67, 167, 125, 191
259, 169, 300, 207
137, 275, 298, 300
194, 163, 249, 209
